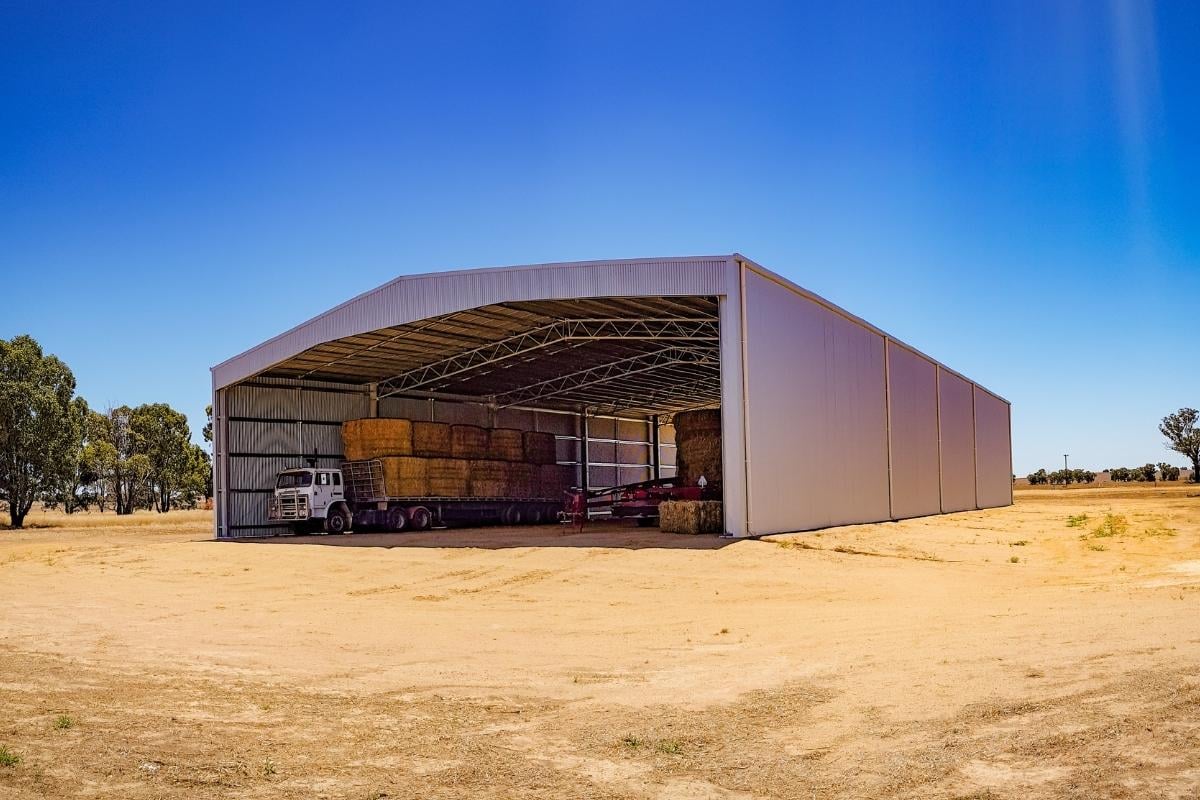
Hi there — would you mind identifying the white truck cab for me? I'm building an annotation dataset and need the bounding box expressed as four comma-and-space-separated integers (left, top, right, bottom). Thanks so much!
268, 467, 351, 533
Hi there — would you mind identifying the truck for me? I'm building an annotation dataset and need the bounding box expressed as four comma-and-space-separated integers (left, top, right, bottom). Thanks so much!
267, 458, 566, 534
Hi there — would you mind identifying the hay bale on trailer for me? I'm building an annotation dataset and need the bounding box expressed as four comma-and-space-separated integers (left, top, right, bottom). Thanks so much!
488, 428, 525, 462
508, 463, 536, 499
341, 418, 413, 461
522, 431, 557, 465
379, 456, 429, 497
469, 460, 511, 498
412, 421, 453, 457
673, 409, 722, 487
659, 500, 724, 535
539, 464, 575, 497
427, 458, 469, 497
451, 424, 489, 459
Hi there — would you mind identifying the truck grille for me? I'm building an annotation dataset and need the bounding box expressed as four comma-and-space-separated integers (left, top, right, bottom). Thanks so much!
268, 491, 309, 521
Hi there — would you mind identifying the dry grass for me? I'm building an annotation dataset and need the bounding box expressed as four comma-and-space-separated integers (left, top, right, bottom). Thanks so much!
1, 482, 1198, 798
6, 508, 212, 530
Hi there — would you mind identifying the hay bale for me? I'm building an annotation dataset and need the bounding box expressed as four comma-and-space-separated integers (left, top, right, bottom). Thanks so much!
469, 459, 511, 498
672, 409, 721, 436
451, 424, 489, 459
676, 432, 722, 487
341, 418, 413, 461
538, 464, 575, 497
427, 458, 469, 497
659, 500, 724, 535
412, 421, 453, 457
523, 431, 557, 466
379, 456, 428, 497
488, 428, 525, 462
508, 463, 536, 499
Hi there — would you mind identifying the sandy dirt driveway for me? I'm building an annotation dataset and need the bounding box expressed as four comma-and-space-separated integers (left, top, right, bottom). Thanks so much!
1, 486, 1199, 799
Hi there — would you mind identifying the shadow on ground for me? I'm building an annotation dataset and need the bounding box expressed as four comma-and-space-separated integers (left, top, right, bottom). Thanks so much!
227, 521, 736, 551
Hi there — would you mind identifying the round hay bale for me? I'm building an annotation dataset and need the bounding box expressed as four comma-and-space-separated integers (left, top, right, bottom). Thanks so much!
672, 409, 721, 437
469, 459, 511, 498
451, 424, 489, 459
522, 431, 557, 466
379, 456, 428, 497
426, 458, 469, 497
412, 421, 453, 457
341, 418, 413, 461
488, 428, 525, 462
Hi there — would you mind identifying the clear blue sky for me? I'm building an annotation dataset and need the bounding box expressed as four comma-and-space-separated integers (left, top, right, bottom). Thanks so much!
3, 2, 1197, 474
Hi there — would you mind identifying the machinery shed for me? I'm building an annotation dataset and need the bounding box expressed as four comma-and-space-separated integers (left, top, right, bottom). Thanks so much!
210, 254, 1011, 538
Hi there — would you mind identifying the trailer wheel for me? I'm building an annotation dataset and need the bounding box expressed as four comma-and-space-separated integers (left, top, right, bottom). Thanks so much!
527, 506, 544, 524
408, 506, 432, 531
324, 508, 351, 534
386, 507, 408, 532
502, 505, 523, 525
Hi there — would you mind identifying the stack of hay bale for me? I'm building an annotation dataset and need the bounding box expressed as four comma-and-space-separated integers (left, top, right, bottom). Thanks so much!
673, 409, 722, 487
340, 418, 574, 499
659, 500, 724, 535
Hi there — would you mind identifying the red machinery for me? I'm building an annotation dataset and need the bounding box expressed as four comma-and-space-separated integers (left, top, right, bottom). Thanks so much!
562, 477, 720, 530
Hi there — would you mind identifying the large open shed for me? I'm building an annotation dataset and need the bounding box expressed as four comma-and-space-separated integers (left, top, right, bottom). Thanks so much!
210, 254, 1011, 538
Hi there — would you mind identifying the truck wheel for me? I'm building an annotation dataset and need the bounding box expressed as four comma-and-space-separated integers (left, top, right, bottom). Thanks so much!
386, 506, 408, 532
527, 506, 544, 524
324, 508, 350, 534
408, 506, 432, 531
502, 505, 523, 525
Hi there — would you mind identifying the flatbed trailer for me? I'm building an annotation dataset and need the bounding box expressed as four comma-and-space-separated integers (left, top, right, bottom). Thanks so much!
341, 459, 563, 532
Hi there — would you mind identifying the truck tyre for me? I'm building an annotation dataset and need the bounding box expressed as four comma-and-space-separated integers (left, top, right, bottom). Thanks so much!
527, 506, 544, 524
502, 505, 523, 525
324, 507, 351, 534
408, 506, 432, 531
386, 506, 408, 532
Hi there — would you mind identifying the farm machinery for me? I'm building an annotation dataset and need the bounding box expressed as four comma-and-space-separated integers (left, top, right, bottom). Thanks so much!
561, 475, 721, 530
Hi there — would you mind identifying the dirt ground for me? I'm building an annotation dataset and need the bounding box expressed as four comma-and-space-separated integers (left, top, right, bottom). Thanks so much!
2, 485, 1199, 799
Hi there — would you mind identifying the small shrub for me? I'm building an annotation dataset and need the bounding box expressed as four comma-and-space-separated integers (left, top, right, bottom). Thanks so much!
261, 757, 277, 777
1010, 540, 1029, 547
1088, 542, 1107, 551
1143, 525, 1178, 538
1065, 514, 1089, 528
621, 735, 643, 749
52, 715, 74, 730
0, 746, 20, 767
1009, 555, 1019, 563
656, 739, 684, 755
1090, 514, 1129, 538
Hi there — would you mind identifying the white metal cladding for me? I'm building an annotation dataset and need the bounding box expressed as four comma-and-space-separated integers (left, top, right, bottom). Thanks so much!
887, 341, 941, 520
212, 256, 733, 390
937, 370, 978, 513
741, 269, 891, 533
973, 387, 1013, 508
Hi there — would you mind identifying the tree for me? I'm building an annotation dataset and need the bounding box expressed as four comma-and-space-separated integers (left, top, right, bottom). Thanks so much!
1158, 463, 1181, 481
130, 403, 191, 513
203, 404, 213, 446
0, 336, 82, 528
1134, 463, 1157, 482
178, 444, 212, 509
91, 407, 150, 515
1160, 408, 1200, 483
42, 397, 91, 514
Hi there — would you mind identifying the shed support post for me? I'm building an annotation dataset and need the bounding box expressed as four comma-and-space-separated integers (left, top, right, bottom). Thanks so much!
580, 411, 590, 503
650, 415, 661, 480
367, 383, 378, 418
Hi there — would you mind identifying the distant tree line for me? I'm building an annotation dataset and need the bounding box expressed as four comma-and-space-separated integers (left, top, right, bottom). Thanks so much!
0, 335, 210, 529
1026, 468, 1096, 486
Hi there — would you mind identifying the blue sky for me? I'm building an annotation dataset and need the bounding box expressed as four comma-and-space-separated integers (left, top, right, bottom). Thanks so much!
2, 1, 1197, 474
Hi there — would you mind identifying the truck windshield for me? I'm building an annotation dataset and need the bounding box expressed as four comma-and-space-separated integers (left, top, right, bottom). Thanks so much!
277, 472, 312, 489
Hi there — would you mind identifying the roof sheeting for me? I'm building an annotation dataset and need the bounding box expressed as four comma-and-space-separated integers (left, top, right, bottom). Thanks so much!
212, 255, 734, 390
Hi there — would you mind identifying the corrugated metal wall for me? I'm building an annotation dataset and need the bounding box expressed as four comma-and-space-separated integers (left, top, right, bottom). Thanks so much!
937, 370, 976, 513
973, 386, 1012, 508
739, 265, 1012, 535
741, 269, 890, 533
887, 341, 941, 520
213, 378, 673, 538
